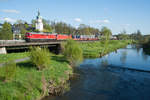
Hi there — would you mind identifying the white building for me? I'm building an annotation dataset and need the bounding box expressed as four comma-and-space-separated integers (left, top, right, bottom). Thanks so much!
35, 11, 43, 32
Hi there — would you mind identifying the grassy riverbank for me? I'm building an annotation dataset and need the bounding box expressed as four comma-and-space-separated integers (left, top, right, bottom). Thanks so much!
0, 40, 131, 100
0, 54, 72, 100
0, 52, 28, 63
81, 40, 131, 58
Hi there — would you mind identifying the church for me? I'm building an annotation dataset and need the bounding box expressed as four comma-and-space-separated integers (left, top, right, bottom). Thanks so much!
35, 10, 43, 32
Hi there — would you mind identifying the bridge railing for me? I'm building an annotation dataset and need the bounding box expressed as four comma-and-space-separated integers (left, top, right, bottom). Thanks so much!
0, 40, 25, 45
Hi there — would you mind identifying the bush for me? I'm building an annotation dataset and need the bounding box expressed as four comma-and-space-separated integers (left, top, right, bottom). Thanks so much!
0, 61, 16, 82
29, 47, 51, 70
63, 40, 83, 66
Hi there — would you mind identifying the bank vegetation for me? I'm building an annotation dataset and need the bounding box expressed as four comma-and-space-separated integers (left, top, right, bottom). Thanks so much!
0, 39, 132, 100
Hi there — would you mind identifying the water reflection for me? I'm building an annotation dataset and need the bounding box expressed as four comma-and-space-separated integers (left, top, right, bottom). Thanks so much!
142, 50, 148, 61
44, 45, 150, 100
120, 51, 127, 64
107, 45, 150, 71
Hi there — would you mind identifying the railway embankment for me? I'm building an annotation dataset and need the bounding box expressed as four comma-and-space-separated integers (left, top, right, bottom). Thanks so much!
0, 40, 131, 100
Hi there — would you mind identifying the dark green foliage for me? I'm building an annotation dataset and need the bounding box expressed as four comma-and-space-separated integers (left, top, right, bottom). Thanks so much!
141, 37, 150, 55
0, 22, 13, 40
0, 61, 16, 82
63, 40, 83, 66
29, 47, 51, 70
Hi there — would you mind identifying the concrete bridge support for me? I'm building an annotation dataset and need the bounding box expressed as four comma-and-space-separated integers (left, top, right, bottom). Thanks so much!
0, 47, 7, 54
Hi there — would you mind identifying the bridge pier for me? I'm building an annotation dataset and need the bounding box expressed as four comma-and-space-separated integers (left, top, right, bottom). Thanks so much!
56, 44, 61, 54
0, 47, 7, 54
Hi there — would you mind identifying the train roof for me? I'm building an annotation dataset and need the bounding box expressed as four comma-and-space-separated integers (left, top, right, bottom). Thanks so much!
27, 32, 57, 35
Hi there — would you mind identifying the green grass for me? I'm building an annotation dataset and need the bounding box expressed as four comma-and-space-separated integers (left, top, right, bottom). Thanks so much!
0, 40, 131, 100
80, 40, 131, 58
0, 52, 28, 63
0, 54, 72, 100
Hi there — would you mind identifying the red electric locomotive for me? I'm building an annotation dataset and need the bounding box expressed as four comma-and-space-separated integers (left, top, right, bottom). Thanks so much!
25, 32, 72, 42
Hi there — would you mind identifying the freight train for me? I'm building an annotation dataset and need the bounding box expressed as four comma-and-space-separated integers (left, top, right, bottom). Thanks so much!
25, 32, 99, 42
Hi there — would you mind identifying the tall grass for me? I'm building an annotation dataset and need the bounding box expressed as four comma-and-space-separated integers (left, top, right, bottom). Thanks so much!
0, 61, 16, 82
63, 39, 83, 66
29, 47, 51, 70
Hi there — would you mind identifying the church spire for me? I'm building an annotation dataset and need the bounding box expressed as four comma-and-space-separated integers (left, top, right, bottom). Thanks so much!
38, 9, 40, 16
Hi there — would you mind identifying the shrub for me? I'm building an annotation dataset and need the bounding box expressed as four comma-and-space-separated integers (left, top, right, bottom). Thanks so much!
29, 47, 51, 70
63, 40, 83, 66
0, 61, 16, 82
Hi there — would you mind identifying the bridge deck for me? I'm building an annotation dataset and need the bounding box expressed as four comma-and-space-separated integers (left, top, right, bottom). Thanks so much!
0, 42, 61, 47
0, 40, 97, 47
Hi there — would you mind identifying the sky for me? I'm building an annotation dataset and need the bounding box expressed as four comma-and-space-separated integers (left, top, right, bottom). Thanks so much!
0, 0, 150, 35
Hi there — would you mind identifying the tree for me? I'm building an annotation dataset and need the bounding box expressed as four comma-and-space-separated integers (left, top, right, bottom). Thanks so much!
53, 22, 75, 34
31, 19, 36, 27
100, 27, 112, 40
63, 40, 83, 66
117, 30, 129, 40
29, 47, 51, 70
14, 20, 28, 39
77, 24, 100, 35
136, 30, 142, 40
0, 22, 13, 40
77, 24, 90, 35
130, 30, 143, 41
20, 28, 27, 39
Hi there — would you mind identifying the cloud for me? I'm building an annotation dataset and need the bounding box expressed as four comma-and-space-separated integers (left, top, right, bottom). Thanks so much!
1, 9, 20, 14
74, 18, 82, 22
2, 17, 17, 23
90, 19, 110, 24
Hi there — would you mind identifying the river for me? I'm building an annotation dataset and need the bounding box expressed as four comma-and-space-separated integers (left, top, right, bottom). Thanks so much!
44, 45, 150, 100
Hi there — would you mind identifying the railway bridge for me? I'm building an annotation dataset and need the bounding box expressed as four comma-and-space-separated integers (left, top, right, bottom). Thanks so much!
0, 40, 62, 54
0, 40, 95, 54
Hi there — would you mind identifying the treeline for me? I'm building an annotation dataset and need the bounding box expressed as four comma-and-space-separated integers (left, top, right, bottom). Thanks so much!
34, 19, 101, 35
0, 18, 145, 40
117, 30, 143, 40
0, 19, 102, 40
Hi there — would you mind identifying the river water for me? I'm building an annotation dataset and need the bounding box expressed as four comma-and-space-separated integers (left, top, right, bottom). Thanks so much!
45, 45, 150, 100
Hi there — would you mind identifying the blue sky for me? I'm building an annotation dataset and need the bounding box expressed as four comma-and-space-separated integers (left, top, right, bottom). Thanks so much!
0, 0, 150, 35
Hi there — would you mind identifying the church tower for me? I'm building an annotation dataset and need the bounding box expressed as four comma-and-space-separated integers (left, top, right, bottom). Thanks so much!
35, 10, 43, 32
